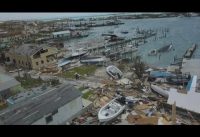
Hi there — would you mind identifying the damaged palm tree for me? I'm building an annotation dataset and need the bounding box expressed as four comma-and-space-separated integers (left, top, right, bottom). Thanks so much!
132, 56, 145, 79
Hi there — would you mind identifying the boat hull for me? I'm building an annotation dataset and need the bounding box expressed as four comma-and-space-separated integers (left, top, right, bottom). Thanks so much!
98, 98, 126, 123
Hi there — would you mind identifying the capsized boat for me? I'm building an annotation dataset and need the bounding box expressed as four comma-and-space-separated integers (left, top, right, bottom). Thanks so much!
157, 43, 173, 53
106, 65, 123, 79
98, 97, 126, 122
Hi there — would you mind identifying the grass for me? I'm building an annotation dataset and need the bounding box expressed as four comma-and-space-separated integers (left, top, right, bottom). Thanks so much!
62, 65, 97, 79
82, 90, 93, 99
15, 76, 45, 89
78, 86, 85, 91
10, 85, 25, 96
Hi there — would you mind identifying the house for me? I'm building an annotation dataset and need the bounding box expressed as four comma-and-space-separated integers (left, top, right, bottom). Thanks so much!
0, 73, 20, 99
52, 30, 71, 39
0, 84, 83, 125
5, 44, 58, 70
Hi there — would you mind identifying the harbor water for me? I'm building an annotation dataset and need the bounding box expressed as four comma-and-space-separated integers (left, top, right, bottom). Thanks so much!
64, 16, 200, 67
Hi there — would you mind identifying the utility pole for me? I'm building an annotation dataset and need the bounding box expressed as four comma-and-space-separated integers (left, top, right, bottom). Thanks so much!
172, 101, 176, 125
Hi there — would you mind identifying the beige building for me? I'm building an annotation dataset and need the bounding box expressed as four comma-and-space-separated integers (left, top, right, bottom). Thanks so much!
5, 44, 58, 70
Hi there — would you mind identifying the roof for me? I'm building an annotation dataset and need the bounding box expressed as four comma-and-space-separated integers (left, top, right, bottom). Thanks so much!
0, 84, 82, 125
8, 44, 47, 56
0, 73, 20, 92
181, 59, 200, 79
167, 91, 200, 114
52, 30, 71, 35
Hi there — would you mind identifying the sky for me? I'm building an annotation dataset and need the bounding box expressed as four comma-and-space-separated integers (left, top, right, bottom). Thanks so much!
0, 13, 115, 21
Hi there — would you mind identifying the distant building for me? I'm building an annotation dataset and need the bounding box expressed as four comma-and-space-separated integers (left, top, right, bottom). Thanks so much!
0, 73, 20, 99
5, 44, 58, 70
0, 84, 83, 125
52, 30, 71, 39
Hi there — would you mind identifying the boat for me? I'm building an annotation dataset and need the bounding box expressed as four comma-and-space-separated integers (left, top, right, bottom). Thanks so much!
57, 58, 71, 67
148, 49, 157, 56
157, 43, 173, 53
98, 97, 126, 122
71, 48, 89, 58
106, 65, 123, 79
166, 75, 190, 85
150, 84, 169, 98
121, 31, 129, 34
80, 56, 105, 65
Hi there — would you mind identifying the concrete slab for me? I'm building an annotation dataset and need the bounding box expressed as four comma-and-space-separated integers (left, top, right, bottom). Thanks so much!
181, 59, 200, 79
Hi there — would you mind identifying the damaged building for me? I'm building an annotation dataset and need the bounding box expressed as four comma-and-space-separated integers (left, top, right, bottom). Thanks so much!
5, 44, 58, 70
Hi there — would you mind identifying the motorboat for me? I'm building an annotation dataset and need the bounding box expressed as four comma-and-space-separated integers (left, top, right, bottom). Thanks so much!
80, 56, 105, 65
71, 48, 89, 58
121, 31, 129, 34
150, 84, 169, 98
106, 65, 123, 79
98, 97, 126, 122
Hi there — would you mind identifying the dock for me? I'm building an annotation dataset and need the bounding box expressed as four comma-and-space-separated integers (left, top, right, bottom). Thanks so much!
183, 44, 197, 59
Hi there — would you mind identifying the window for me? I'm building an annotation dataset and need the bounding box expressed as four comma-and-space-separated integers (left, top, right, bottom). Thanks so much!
47, 59, 49, 62
36, 62, 39, 65
22, 61, 24, 65
18, 60, 20, 64
45, 115, 53, 124
41, 60, 44, 64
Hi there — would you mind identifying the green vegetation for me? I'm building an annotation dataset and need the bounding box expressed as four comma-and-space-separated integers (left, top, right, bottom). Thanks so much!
15, 76, 45, 89
62, 65, 97, 79
82, 90, 93, 99
78, 86, 85, 91
10, 85, 25, 96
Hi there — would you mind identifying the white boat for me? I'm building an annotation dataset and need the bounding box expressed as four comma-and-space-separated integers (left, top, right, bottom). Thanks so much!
150, 84, 169, 98
106, 65, 123, 79
71, 48, 88, 57
98, 97, 126, 122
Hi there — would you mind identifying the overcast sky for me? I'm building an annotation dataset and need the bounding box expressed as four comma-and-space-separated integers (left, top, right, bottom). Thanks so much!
0, 13, 114, 21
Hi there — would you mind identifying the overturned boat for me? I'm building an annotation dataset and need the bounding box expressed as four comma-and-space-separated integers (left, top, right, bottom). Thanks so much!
80, 56, 106, 65
157, 43, 173, 53
71, 48, 89, 58
98, 97, 126, 123
106, 65, 123, 79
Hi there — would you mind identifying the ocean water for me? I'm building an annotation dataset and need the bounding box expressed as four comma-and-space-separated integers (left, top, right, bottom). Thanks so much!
65, 16, 200, 67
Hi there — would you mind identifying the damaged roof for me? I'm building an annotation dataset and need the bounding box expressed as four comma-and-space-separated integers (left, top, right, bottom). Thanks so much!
0, 84, 82, 125
0, 73, 20, 92
8, 44, 48, 56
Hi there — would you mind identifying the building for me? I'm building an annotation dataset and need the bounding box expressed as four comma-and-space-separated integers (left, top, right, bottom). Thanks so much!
0, 84, 83, 125
5, 44, 58, 70
52, 30, 71, 39
0, 73, 20, 99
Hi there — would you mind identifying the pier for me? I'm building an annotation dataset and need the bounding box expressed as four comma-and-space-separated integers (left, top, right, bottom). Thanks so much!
183, 44, 197, 59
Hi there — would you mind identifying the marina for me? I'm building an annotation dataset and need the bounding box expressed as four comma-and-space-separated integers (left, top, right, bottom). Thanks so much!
0, 13, 200, 125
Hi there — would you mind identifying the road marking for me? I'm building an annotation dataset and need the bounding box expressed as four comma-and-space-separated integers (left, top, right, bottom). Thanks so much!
23, 111, 39, 120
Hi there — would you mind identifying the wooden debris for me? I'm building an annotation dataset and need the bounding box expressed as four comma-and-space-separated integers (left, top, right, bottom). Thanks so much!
135, 116, 159, 125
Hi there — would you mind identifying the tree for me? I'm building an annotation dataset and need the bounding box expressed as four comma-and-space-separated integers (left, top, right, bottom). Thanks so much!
132, 56, 145, 79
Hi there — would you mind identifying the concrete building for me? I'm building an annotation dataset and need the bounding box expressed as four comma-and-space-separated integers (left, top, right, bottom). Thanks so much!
5, 44, 58, 70
0, 73, 20, 99
0, 84, 83, 125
